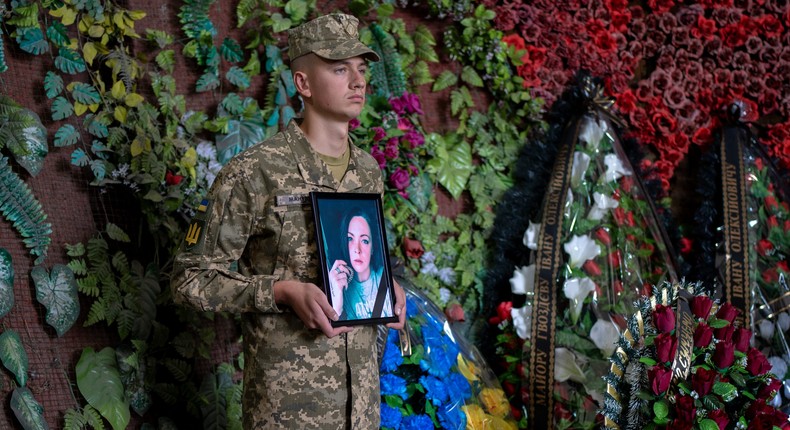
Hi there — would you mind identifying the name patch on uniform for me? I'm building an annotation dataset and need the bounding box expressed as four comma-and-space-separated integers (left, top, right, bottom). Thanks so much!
275, 194, 310, 206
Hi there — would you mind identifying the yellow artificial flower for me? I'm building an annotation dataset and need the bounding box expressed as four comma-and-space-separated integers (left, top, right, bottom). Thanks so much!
463, 404, 487, 430
480, 387, 511, 418
457, 354, 479, 382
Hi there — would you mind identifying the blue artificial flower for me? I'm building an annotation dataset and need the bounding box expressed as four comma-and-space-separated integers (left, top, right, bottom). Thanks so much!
380, 403, 403, 429
380, 373, 408, 399
419, 375, 449, 405
406, 295, 420, 319
380, 331, 404, 373
437, 401, 466, 430
444, 371, 472, 401
420, 324, 458, 378
400, 413, 434, 430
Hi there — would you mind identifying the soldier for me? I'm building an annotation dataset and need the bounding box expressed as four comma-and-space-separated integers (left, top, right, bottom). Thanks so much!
171, 13, 406, 429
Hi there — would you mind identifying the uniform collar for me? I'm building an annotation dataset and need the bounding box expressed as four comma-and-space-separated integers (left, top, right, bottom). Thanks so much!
286, 119, 364, 192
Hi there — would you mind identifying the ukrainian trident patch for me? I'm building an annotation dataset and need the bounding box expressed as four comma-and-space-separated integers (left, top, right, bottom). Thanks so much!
184, 198, 211, 250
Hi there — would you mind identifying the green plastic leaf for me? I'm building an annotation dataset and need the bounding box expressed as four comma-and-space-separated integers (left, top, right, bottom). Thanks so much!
200, 371, 232, 429
90, 159, 106, 181
215, 118, 266, 164
0, 157, 52, 264
76, 347, 130, 430
461, 66, 484, 87
106, 223, 131, 243
52, 96, 74, 121
84, 114, 109, 138
71, 82, 102, 105
71, 148, 90, 166
432, 70, 458, 92
196, 72, 220, 92
699, 419, 720, 430
17, 27, 50, 55
0, 249, 12, 317
0, 330, 27, 386
226, 66, 250, 90
54, 124, 80, 147
44, 72, 64, 99
55, 47, 87, 75
10, 387, 48, 430
653, 399, 668, 419
46, 21, 70, 47
155, 50, 175, 73
426, 134, 473, 200
414, 25, 438, 63
32, 264, 80, 337
220, 37, 243, 63
0, 98, 49, 176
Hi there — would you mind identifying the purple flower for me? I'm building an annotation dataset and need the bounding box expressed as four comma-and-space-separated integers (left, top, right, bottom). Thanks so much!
348, 118, 360, 130
372, 126, 387, 142
390, 93, 423, 116
390, 168, 410, 191
370, 146, 386, 169
403, 129, 425, 149
384, 138, 399, 160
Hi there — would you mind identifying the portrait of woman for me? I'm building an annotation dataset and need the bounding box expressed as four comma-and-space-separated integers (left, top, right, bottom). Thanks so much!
326, 206, 393, 321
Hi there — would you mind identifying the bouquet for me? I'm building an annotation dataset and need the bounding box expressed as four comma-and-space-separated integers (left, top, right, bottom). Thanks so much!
379, 282, 517, 430
601, 281, 789, 430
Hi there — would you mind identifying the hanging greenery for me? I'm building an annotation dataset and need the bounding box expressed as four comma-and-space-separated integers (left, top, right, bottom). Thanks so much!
0, 248, 13, 318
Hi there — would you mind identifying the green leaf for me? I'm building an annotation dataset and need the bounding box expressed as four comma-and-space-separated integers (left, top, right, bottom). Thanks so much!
0, 100, 49, 176
414, 25, 438, 62
220, 37, 243, 63
432, 70, 458, 92
707, 318, 730, 329
653, 399, 669, 419
90, 159, 106, 181
200, 371, 232, 430
215, 118, 266, 164
71, 148, 90, 167
0, 248, 13, 317
155, 50, 175, 74
461, 66, 484, 87
0, 330, 28, 386
31, 264, 80, 337
426, 134, 473, 199
54, 124, 80, 147
270, 13, 292, 33
10, 387, 47, 430
106, 223, 131, 243
699, 419, 720, 430
409, 61, 434, 86
44, 72, 64, 99
196, 72, 220, 92
55, 47, 87, 74
450, 87, 474, 116
712, 381, 738, 401
46, 21, 70, 47
71, 82, 102, 105
17, 28, 50, 55
52, 96, 74, 121
226, 66, 250, 90
76, 347, 130, 430
284, 0, 308, 22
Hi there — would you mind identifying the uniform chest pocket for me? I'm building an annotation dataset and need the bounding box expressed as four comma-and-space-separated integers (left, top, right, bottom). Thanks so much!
270, 204, 319, 282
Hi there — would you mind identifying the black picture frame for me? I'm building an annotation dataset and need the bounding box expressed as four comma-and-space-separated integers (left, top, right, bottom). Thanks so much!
310, 192, 398, 327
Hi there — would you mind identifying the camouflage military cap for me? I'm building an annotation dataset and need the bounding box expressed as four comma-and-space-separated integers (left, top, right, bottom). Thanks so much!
288, 14, 380, 62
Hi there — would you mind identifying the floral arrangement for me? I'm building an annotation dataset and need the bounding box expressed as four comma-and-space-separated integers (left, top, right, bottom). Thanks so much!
494, 0, 790, 192
602, 281, 788, 430
380, 283, 518, 430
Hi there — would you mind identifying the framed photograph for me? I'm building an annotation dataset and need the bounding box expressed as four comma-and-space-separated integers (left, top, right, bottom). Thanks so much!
310, 192, 397, 327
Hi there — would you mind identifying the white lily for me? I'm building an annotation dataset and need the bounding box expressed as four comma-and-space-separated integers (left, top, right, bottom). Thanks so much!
509, 264, 535, 295
564, 234, 602, 268
555, 347, 586, 383
523, 221, 540, 250
602, 153, 632, 183
578, 116, 608, 152
511, 304, 532, 340
571, 152, 591, 188
563, 277, 596, 322
590, 319, 621, 357
587, 192, 620, 220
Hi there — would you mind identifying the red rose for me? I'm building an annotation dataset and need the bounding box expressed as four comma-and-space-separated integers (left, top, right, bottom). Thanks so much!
676, 395, 696, 422
747, 348, 772, 376
763, 268, 780, 284
594, 228, 611, 246
716, 303, 740, 323
494, 301, 513, 324
713, 340, 735, 368
759, 378, 782, 399
691, 296, 714, 319
165, 171, 184, 186
654, 304, 676, 333
708, 409, 729, 430
765, 195, 779, 211
716, 324, 735, 343
669, 419, 693, 430
583, 260, 602, 276
616, 89, 638, 114
767, 215, 779, 228
554, 402, 573, 421
733, 328, 752, 352
694, 323, 714, 348
613, 207, 627, 225
757, 239, 775, 256
655, 332, 678, 363
649, 365, 672, 395
692, 367, 718, 396
444, 303, 465, 322
608, 250, 622, 270
679, 237, 693, 254
402, 237, 424, 259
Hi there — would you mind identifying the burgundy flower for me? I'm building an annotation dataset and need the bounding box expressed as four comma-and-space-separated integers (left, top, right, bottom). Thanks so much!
648, 365, 672, 395
716, 324, 735, 343
757, 239, 775, 257
708, 409, 729, 430
654, 304, 676, 333
733, 328, 752, 352
165, 171, 183, 186
348, 118, 360, 130
713, 340, 735, 368
444, 303, 465, 322
689, 296, 713, 319
747, 348, 772, 376
675, 395, 696, 422
691, 367, 717, 396
370, 145, 386, 169
582, 260, 602, 277
389, 167, 410, 191
371, 127, 386, 142
717, 303, 741, 323
759, 378, 782, 399
594, 228, 611, 246
654, 332, 678, 363
402, 237, 424, 260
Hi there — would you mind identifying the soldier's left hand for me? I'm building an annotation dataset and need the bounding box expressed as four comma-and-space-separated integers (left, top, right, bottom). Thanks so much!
386, 280, 406, 330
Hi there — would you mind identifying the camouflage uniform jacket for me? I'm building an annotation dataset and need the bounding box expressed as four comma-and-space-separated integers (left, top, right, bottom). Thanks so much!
171, 120, 384, 429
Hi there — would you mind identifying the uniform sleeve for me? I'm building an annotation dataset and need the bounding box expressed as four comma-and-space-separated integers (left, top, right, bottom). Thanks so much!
170, 163, 282, 314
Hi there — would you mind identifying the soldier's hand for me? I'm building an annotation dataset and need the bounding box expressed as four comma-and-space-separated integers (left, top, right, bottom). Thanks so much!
274, 280, 353, 338
386, 279, 406, 330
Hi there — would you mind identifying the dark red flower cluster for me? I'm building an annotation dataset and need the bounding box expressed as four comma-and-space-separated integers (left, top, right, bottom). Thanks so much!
497, 0, 790, 191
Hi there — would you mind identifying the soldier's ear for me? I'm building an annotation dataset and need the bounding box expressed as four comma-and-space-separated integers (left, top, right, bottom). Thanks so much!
293, 70, 311, 98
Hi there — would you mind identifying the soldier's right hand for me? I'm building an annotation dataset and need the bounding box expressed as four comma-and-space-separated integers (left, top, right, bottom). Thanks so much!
273, 280, 354, 338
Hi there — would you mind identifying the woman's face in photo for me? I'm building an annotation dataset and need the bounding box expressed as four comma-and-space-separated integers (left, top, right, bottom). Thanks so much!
347, 216, 372, 281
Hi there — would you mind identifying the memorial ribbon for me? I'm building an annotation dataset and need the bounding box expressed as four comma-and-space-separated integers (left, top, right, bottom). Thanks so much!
671, 289, 695, 380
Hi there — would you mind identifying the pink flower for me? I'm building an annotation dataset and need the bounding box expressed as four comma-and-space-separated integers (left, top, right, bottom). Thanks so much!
389, 167, 410, 191
445, 303, 466, 322
371, 127, 386, 142
348, 118, 360, 130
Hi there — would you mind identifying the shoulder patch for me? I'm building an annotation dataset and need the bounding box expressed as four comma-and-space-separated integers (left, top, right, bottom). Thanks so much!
184, 198, 212, 250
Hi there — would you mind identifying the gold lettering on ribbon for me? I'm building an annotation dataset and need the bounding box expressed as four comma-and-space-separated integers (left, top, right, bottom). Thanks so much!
671, 290, 695, 380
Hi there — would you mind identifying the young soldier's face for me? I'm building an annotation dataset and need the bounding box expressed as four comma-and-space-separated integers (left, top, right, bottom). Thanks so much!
309, 56, 368, 122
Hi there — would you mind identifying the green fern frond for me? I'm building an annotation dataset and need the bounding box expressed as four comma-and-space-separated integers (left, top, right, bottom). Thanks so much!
0, 14, 7, 73
85, 299, 106, 326
0, 157, 51, 264
368, 23, 407, 98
